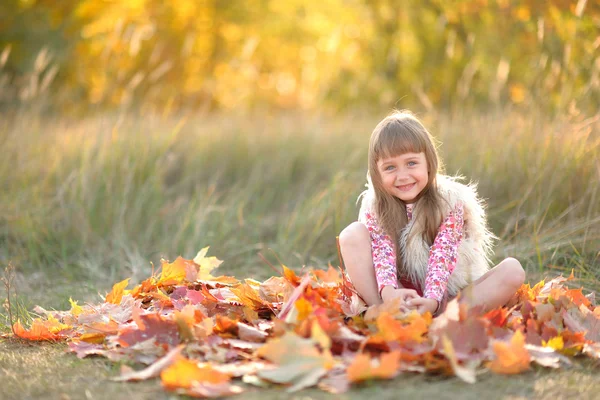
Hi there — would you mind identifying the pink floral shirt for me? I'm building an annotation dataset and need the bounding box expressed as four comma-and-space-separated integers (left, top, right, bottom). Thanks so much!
358, 203, 465, 302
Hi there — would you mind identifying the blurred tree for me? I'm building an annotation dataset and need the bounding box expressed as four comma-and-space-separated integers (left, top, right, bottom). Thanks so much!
0, 0, 598, 113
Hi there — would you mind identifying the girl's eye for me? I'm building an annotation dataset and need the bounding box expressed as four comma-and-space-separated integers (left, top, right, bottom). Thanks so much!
407, 161, 417, 167
385, 165, 395, 171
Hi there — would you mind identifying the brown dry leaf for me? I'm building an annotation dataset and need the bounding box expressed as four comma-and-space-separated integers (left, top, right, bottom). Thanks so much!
257, 331, 334, 392
525, 344, 572, 369
441, 335, 477, 383
237, 322, 268, 343
258, 276, 294, 303
363, 297, 403, 321
489, 330, 531, 374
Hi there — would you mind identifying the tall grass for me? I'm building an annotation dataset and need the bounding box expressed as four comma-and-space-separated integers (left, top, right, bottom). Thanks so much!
1, 110, 598, 294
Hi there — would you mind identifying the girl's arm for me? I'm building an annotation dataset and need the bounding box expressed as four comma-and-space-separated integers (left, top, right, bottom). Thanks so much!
423, 203, 465, 313
358, 208, 399, 297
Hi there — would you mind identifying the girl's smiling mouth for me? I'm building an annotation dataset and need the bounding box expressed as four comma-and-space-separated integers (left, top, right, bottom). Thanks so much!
396, 183, 416, 191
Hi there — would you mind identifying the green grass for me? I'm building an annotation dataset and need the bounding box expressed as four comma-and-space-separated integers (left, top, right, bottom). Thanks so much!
1, 109, 599, 398
1, 339, 599, 400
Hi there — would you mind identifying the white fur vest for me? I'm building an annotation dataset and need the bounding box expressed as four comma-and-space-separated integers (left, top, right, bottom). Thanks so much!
359, 175, 496, 297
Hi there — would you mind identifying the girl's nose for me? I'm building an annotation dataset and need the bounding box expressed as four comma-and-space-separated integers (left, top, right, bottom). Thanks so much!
395, 171, 409, 182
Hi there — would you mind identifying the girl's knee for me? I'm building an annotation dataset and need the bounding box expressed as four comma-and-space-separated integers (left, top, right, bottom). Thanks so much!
500, 257, 525, 289
339, 222, 369, 249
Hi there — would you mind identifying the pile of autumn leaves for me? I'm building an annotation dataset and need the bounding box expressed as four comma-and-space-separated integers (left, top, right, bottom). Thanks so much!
11, 247, 600, 397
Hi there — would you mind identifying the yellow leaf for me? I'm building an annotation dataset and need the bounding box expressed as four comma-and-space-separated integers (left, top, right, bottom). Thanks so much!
79, 332, 106, 344
69, 297, 83, 316
543, 336, 564, 351
295, 297, 313, 322
159, 257, 191, 286
161, 358, 230, 390
311, 320, 331, 350
193, 246, 223, 280
106, 278, 130, 304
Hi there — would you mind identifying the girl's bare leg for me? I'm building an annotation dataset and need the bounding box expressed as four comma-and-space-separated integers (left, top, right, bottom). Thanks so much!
339, 222, 381, 306
459, 257, 525, 312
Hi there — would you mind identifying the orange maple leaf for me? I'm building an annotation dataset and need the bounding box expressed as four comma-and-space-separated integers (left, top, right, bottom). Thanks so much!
489, 330, 531, 374
105, 278, 130, 304
565, 288, 592, 308
13, 315, 70, 341
161, 358, 230, 390
375, 312, 430, 344
230, 283, 269, 309
312, 266, 340, 283
282, 265, 302, 286
159, 257, 193, 287
346, 351, 401, 382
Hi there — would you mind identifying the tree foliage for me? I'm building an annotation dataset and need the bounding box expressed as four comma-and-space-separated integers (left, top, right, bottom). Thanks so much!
1, 0, 599, 113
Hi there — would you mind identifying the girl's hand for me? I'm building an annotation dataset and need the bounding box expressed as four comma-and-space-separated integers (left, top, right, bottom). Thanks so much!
405, 297, 439, 315
381, 286, 419, 306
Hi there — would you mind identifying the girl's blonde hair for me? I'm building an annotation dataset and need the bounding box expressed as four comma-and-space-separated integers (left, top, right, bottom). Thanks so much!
367, 110, 445, 271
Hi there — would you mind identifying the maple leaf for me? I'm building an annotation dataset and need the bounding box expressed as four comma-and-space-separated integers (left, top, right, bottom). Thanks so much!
488, 330, 531, 374
193, 246, 223, 280
346, 351, 401, 383
277, 274, 312, 320
562, 306, 600, 342
338, 290, 367, 318
312, 266, 340, 284
374, 312, 430, 344
68, 341, 114, 359
430, 302, 488, 360
230, 283, 270, 310
363, 297, 404, 321
159, 257, 193, 286
525, 344, 572, 369
565, 288, 592, 308
440, 335, 477, 383
543, 336, 564, 351
483, 308, 509, 327
258, 276, 294, 303
282, 265, 302, 286
13, 317, 68, 341
161, 357, 243, 397
257, 331, 334, 392
118, 310, 180, 347
105, 278, 130, 304
113, 345, 184, 381
237, 322, 268, 343
69, 297, 83, 316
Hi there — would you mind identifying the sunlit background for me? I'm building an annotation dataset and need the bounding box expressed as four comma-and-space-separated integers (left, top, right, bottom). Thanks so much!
1, 0, 599, 312
2, 0, 599, 113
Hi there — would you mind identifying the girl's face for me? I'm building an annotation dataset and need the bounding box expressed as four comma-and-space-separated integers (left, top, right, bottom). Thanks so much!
377, 152, 428, 203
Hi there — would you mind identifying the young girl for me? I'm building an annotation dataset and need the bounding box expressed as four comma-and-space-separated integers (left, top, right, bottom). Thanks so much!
339, 110, 525, 317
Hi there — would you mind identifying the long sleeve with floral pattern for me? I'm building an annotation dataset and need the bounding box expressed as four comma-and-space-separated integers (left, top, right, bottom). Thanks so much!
359, 202, 465, 302
358, 208, 398, 295
423, 203, 464, 301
